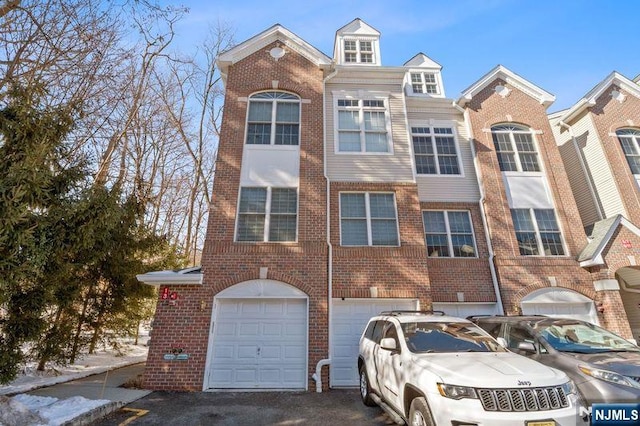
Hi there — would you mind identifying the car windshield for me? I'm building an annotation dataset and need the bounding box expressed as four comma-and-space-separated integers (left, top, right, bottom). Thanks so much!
401, 322, 506, 353
534, 320, 640, 353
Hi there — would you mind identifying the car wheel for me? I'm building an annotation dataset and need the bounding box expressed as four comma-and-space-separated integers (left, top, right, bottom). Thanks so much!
359, 366, 376, 407
409, 397, 435, 426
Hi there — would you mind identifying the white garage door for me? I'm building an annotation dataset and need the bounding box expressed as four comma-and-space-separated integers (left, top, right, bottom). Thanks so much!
209, 298, 307, 389
432, 302, 499, 318
331, 298, 418, 387
521, 288, 598, 325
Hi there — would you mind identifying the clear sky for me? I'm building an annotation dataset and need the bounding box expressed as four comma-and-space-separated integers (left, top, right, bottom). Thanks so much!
169, 0, 640, 112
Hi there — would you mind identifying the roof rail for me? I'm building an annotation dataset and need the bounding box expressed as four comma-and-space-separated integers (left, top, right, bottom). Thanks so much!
380, 310, 445, 316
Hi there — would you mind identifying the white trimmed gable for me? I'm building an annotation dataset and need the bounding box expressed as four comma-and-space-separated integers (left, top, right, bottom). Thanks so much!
333, 18, 381, 66
457, 65, 555, 108
217, 24, 332, 79
404, 53, 445, 98
558, 71, 640, 124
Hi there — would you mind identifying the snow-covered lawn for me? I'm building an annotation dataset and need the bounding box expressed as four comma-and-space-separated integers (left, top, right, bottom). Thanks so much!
0, 334, 149, 426
0, 337, 149, 396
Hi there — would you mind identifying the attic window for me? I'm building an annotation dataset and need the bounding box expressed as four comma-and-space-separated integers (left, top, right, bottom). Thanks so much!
410, 72, 440, 95
343, 39, 375, 64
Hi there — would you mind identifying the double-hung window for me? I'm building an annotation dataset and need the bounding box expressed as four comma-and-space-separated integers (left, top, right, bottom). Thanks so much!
246, 92, 300, 145
491, 125, 540, 172
410, 72, 440, 95
422, 211, 476, 257
236, 187, 297, 242
511, 208, 564, 256
340, 192, 399, 246
343, 39, 374, 63
337, 98, 389, 153
411, 126, 460, 175
616, 128, 640, 174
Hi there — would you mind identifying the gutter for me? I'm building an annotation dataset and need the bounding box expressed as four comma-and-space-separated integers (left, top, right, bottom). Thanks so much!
313, 66, 338, 393
454, 102, 504, 315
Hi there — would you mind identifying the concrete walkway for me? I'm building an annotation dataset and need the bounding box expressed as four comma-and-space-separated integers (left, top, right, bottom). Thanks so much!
26, 363, 151, 425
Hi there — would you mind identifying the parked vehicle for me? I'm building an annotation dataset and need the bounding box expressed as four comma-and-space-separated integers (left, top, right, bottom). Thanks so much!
358, 311, 587, 426
470, 315, 640, 405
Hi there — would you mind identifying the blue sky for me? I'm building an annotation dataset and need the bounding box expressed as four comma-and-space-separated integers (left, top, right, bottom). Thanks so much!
170, 0, 640, 112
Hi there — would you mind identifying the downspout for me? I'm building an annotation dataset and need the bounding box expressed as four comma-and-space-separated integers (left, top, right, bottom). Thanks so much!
455, 102, 504, 315
313, 66, 338, 393
558, 120, 604, 221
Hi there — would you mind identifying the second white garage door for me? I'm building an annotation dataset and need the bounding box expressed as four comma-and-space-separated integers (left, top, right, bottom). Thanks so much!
331, 298, 418, 387
208, 298, 307, 390
521, 288, 598, 325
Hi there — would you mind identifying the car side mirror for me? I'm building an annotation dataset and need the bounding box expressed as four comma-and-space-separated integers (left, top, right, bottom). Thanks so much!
517, 341, 536, 353
380, 337, 398, 351
496, 337, 508, 348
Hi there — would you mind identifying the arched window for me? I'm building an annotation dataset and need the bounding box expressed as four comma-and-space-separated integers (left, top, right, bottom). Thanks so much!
616, 128, 640, 174
491, 124, 540, 172
246, 92, 300, 146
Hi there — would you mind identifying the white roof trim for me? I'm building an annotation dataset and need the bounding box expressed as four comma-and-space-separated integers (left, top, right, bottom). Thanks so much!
403, 53, 442, 70
580, 215, 640, 266
217, 24, 332, 72
457, 65, 555, 108
559, 71, 640, 124
216, 279, 307, 299
136, 267, 203, 286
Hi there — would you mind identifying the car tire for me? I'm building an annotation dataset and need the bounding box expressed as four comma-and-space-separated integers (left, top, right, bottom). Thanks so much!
409, 397, 435, 426
359, 366, 376, 407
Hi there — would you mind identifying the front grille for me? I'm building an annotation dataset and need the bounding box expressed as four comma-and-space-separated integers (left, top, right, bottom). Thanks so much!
478, 387, 569, 412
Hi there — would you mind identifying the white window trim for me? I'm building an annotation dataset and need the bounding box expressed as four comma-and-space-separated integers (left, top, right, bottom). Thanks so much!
491, 125, 542, 174
341, 37, 378, 65
410, 121, 464, 177
422, 210, 478, 258
244, 91, 301, 146
407, 70, 445, 98
511, 208, 568, 257
333, 91, 393, 155
339, 192, 400, 247
234, 186, 299, 243
616, 128, 640, 176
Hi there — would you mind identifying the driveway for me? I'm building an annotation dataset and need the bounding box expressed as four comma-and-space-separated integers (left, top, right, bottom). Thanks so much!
94, 389, 396, 425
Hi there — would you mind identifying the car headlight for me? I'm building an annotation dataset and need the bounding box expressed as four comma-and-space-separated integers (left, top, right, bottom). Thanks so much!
579, 365, 640, 389
561, 380, 577, 395
437, 383, 478, 400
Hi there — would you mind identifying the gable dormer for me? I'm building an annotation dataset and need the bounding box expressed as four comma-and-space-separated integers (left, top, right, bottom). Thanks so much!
333, 18, 381, 66
404, 53, 445, 97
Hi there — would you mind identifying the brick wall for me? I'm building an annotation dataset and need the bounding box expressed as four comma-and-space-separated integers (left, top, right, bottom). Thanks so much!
465, 78, 595, 314
144, 41, 329, 391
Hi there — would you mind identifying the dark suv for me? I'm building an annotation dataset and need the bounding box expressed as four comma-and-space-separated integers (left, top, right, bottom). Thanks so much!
470, 315, 640, 405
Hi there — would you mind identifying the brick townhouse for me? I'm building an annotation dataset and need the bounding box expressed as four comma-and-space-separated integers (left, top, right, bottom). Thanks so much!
137, 18, 639, 392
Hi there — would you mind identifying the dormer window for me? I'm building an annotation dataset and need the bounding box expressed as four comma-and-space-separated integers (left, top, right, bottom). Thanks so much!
411, 72, 439, 95
343, 39, 375, 64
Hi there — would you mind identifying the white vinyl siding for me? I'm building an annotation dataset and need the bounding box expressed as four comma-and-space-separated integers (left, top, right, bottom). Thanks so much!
550, 113, 602, 228
552, 112, 626, 222
407, 106, 480, 202
326, 80, 414, 182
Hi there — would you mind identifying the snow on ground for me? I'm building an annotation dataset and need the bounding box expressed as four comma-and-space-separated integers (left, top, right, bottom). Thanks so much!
12, 394, 111, 426
0, 331, 149, 396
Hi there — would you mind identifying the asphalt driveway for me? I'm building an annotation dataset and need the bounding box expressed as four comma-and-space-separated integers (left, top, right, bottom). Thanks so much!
95, 389, 396, 425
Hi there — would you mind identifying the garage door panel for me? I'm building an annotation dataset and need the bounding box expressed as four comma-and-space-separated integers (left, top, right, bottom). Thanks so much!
330, 299, 418, 387
210, 298, 307, 389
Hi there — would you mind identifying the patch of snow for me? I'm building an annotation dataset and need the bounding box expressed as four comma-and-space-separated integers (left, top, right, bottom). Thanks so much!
13, 394, 110, 426
0, 332, 148, 396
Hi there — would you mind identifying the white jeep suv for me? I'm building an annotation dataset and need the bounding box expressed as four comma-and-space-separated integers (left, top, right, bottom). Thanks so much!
358, 311, 587, 426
